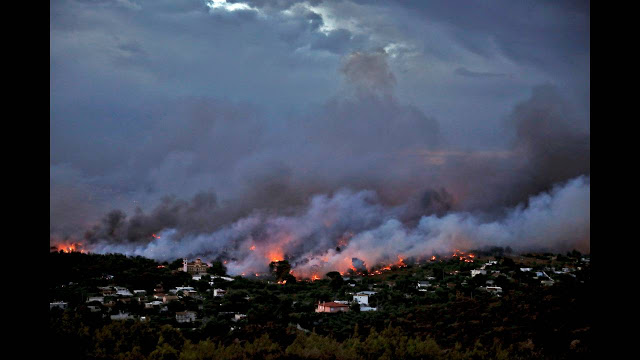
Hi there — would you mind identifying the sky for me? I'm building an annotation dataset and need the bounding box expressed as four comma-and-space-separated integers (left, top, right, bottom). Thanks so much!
50, 0, 590, 275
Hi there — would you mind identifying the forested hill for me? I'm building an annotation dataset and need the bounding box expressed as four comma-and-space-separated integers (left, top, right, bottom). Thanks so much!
50, 251, 591, 359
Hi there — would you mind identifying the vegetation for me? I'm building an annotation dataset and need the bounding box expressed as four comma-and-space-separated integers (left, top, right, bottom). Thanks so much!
49, 250, 591, 359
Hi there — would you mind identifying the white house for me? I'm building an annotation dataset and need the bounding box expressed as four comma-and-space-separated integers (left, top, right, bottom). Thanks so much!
111, 312, 135, 320
213, 289, 226, 297
145, 301, 163, 309
87, 296, 104, 304
50, 301, 68, 310
353, 294, 369, 305
115, 288, 133, 297
176, 311, 197, 323
471, 269, 487, 277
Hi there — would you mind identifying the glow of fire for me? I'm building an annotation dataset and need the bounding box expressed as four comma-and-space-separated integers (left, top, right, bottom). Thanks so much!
267, 249, 284, 262
54, 242, 84, 253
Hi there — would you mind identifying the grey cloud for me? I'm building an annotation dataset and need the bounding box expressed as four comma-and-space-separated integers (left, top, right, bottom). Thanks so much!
341, 49, 397, 96
454, 67, 510, 79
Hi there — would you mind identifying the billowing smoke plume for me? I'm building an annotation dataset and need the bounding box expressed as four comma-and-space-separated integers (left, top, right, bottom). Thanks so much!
85, 175, 589, 277
51, 50, 589, 275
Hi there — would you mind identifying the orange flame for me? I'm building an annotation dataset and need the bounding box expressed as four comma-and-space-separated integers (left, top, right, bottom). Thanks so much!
451, 249, 475, 262
54, 242, 84, 253
267, 249, 284, 262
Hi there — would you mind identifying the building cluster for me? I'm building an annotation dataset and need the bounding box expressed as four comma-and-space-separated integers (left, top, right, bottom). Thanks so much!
51, 255, 590, 327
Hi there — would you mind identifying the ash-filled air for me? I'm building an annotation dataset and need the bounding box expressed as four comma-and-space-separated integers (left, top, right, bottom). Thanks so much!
51, 49, 589, 277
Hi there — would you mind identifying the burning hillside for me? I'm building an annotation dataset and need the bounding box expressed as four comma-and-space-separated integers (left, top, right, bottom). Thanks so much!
50, 242, 85, 254
53, 176, 589, 279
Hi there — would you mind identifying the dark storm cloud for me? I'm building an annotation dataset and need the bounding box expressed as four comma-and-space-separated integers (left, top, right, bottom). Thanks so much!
51, 0, 589, 269
377, 0, 589, 85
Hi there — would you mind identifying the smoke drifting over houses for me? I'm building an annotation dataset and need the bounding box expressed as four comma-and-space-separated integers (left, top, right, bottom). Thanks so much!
50, 0, 589, 277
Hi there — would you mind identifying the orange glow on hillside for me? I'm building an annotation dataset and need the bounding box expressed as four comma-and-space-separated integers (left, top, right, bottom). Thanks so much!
267, 248, 284, 262
451, 249, 475, 262
53, 242, 84, 253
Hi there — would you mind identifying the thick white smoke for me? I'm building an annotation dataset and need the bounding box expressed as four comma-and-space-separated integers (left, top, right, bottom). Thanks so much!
89, 175, 589, 277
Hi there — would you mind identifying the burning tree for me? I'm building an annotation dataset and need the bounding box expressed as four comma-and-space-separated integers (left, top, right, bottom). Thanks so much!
269, 260, 294, 283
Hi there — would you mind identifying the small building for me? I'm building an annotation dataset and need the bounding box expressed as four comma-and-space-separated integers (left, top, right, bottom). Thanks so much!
133, 290, 147, 296
111, 312, 135, 321
182, 290, 198, 297
360, 306, 377, 312
315, 301, 350, 313
213, 289, 226, 297
116, 289, 133, 297
87, 296, 104, 304
171, 286, 195, 295
50, 301, 68, 310
233, 314, 247, 322
471, 269, 487, 277
353, 294, 369, 305
101, 288, 116, 296
486, 286, 503, 294
176, 311, 197, 323
145, 301, 163, 309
